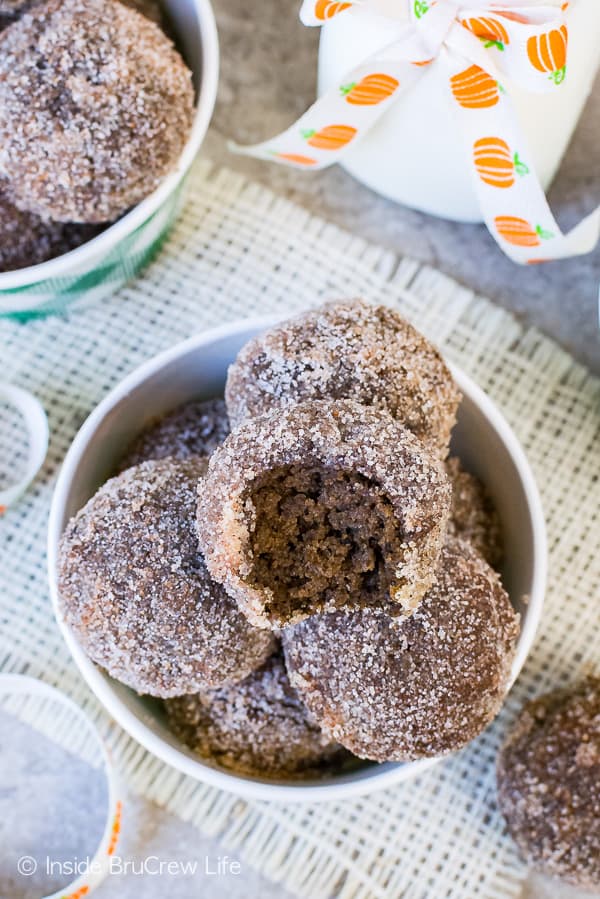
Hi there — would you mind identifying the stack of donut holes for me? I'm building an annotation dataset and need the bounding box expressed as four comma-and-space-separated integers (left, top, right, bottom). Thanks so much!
58, 300, 520, 781
0, 0, 193, 272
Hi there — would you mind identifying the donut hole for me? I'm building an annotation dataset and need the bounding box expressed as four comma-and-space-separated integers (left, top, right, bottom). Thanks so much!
246, 463, 405, 620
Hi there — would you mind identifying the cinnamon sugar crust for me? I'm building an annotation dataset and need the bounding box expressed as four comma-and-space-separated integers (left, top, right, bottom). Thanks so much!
165, 652, 347, 778
57, 457, 275, 697
0, 0, 194, 222
497, 678, 600, 889
196, 399, 451, 629
283, 539, 519, 761
225, 300, 460, 458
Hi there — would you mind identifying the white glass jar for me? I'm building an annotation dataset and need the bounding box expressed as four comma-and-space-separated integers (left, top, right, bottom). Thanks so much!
318, 0, 600, 223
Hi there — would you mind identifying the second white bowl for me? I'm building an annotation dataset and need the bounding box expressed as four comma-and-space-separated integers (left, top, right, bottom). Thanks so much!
0, 0, 219, 318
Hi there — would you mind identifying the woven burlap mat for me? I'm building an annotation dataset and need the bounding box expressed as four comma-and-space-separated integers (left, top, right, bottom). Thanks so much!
2, 159, 599, 899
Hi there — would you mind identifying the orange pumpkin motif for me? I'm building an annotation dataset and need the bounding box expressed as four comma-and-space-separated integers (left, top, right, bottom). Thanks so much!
301, 124, 357, 150
340, 73, 399, 105
274, 152, 318, 166
473, 137, 529, 188
63, 887, 90, 899
474, 138, 514, 188
450, 65, 500, 109
495, 216, 554, 247
463, 16, 510, 50
527, 25, 568, 84
314, 0, 351, 20
107, 801, 123, 856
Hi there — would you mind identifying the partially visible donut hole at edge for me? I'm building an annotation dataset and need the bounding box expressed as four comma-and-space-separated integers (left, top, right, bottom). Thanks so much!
245, 463, 405, 620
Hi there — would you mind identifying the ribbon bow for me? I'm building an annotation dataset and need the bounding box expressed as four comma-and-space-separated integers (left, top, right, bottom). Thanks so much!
232, 0, 599, 264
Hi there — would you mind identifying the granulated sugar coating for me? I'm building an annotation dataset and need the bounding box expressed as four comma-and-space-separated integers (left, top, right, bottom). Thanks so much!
282, 539, 519, 761
0, 0, 26, 14
0, 180, 103, 272
497, 678, 600, 889
57, 458, 275, 698
0, 0, 22, 16
197, 399, 451, 629
225, 300, 460, 458
0, 0, 194, 223
446, 456, 503, 569
165, 653, 348, 778
118, 398, 230, 472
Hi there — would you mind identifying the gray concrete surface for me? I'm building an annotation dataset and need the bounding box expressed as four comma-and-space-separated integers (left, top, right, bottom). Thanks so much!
206, 0, 600, 374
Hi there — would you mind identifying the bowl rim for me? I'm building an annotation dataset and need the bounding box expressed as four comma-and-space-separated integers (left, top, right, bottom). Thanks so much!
0, 0, 219, 292
47, 315, 548, 803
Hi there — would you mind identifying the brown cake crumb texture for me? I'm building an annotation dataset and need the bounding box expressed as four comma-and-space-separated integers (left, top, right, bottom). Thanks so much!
497, 678, 600, 889
196, 398, 451, 629
121, 0, 164, 27
0, 180, 103, 273
282, 539, 520, 762
57, 457, 275, 698
118, 398, 230, 472
165, 652, 347, 779
225, 299, 461, 458
0, 0, 194, 223
446, 456, 503, 569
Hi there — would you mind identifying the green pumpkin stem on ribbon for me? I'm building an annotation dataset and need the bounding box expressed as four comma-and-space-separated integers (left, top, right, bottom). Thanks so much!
536, 225, 555, 241
339, 82, 356, 97
514, 153, 529, 177
483, 38, 504, 51
413, 0, 429, 19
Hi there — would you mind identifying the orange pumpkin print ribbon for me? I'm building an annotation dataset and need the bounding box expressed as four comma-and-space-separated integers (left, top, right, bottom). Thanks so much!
230, 0, 600, 264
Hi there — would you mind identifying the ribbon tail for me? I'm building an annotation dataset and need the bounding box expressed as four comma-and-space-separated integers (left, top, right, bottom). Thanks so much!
443, 47, 599, 265
229, 39, 428, 170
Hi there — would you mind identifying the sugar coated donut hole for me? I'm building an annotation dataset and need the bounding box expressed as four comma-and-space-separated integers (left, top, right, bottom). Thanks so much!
196, 398, 451, 629
282, 539, 519, 761
225, 300, 461, 458
57, 457, 275, 697
0, 0, 194, 223
497, 678, 600, 889
165, 652, 348, 778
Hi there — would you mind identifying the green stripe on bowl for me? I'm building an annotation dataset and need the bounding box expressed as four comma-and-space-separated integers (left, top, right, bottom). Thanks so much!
0, 185, 183, 320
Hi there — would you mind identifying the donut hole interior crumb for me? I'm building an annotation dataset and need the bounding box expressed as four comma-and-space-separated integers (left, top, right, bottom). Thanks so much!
246, 463, 405, 620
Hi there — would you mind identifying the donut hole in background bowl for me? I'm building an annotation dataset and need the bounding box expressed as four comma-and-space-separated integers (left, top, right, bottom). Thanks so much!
0, 0, 218, 315
48, 316, 547, 802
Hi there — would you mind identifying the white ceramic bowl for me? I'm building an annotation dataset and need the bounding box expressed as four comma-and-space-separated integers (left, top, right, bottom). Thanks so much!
48, 316, 547, 802
0, 0, 219, 318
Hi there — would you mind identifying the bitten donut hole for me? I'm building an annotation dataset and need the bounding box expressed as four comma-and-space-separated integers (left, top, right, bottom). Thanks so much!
246, 463, 404, 620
